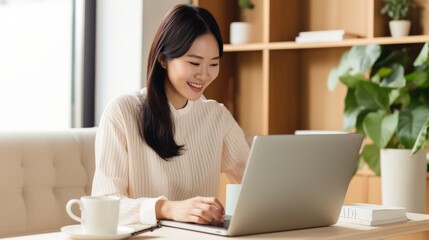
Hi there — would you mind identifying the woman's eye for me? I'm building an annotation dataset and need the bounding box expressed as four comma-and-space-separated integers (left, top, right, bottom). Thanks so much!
189, 62, 199, 66
210, 63, 219, 67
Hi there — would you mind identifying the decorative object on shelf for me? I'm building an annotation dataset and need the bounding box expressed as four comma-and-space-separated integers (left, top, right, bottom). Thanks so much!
327, 43, 429, 212
380, 0, 415, 37
230, 0, 254, 44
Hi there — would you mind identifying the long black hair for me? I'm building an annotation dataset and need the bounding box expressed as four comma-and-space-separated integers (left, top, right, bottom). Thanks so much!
138, 4, 223, 160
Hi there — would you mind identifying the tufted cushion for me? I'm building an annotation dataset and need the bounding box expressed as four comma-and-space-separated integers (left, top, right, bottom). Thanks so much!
0, 128, 96, 237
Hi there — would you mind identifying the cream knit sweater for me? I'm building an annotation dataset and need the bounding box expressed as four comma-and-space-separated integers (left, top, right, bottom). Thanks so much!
92, 89, 249, 225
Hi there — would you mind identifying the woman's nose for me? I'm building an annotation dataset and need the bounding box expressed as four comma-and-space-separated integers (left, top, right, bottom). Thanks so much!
196, 67, 209, 81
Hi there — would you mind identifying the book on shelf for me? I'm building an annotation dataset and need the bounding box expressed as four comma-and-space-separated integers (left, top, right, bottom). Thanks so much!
294, 29, 358, 43
298, 29, 346, 37
338, 203, 407, 226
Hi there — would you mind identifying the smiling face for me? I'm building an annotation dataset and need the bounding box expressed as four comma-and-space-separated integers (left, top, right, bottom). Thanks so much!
163, 33, 220, 109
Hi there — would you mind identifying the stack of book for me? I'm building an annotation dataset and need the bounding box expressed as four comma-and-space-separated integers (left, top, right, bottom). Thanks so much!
338, 203, 408, 226
295, 30, 355, 43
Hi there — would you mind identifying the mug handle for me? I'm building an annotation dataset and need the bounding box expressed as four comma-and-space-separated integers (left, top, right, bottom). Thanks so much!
66, 199, 82, 223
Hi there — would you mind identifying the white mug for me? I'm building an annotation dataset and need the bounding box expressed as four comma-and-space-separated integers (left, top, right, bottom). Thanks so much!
225, 184, 241, 216
66, 196, 120, 235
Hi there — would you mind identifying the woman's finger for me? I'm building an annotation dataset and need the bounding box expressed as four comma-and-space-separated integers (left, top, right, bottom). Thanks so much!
190, 206, 214, 223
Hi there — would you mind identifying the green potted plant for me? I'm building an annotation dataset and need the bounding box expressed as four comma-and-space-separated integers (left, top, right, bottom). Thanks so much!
380, 0, 415, 37
238, 0, 254, 20
327, 43, 429, 212
230, 0, 254, 44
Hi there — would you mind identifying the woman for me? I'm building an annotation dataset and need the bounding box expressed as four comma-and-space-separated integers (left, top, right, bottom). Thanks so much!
92, 4, 249, 226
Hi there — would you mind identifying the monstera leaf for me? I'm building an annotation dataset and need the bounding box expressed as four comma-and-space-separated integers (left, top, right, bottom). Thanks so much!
412, 117, 429, 154
363, 111, 399, 149
397, 106, 429, 149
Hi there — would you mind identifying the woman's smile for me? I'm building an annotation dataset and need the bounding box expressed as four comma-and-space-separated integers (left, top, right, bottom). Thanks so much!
187, 81, 204, 92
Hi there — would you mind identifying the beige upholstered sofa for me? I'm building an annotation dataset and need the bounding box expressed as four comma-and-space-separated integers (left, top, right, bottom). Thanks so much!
0, 128, 97, 238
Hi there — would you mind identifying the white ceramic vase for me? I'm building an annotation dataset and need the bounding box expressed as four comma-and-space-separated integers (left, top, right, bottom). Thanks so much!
380, 149, 426, 213
230, 22, 251, 44
389, 20, 411, 37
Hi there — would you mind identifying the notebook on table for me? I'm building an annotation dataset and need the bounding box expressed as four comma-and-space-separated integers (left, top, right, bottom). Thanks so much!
160, 133, 364, 236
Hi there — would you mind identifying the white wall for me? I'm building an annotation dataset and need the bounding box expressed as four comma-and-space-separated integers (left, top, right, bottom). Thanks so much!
141, 0, 189, 85
95, 0, 142, 124
95, 0, 188, 124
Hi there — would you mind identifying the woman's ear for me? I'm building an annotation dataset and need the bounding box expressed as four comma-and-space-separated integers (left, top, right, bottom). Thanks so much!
158, 55, 167, 69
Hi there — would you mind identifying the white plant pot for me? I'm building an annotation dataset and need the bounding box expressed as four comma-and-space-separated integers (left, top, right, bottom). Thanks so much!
389, 20, 411, 37
380, 149, 426, 213
230, 22, 251, 45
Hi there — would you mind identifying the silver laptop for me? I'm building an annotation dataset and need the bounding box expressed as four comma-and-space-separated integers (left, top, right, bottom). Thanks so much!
160, 134, 364, 236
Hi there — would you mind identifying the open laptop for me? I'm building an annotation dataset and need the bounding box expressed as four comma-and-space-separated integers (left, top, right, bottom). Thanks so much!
160, 133, 364, 236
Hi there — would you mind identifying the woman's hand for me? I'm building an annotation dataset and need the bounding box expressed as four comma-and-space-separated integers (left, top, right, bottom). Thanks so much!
156, 197, 225, 224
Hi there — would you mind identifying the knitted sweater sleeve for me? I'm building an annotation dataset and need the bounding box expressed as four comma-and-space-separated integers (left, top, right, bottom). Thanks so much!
91, 97, 165, 226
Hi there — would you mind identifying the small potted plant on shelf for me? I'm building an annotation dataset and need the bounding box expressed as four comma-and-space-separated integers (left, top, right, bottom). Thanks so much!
327, 43, 429, 212
230, 0, 254, 44
380, 0, 415, 37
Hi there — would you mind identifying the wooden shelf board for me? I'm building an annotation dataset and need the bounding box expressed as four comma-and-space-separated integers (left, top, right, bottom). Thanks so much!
224, 35, 429, 52
224, 43, 267, 52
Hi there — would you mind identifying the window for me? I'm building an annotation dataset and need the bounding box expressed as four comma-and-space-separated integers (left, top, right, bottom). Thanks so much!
0, 0, 93, 130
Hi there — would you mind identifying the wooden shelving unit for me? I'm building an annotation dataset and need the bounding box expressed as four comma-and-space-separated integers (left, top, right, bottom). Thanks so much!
194, 0, 429, 137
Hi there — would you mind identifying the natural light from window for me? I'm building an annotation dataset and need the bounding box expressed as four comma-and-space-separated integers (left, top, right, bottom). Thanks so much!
0, 0, 72, 130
